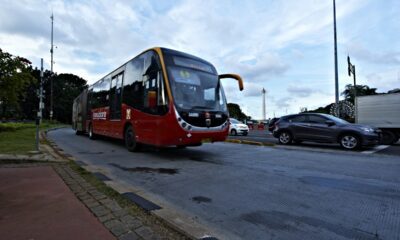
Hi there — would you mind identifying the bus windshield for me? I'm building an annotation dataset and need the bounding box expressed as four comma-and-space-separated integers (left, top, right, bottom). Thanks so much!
166, 56, 227, 112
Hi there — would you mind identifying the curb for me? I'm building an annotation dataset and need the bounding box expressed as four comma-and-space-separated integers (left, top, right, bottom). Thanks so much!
225, 139, 275, 147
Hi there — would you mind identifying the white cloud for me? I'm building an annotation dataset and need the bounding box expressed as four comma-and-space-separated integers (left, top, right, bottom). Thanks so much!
287, 85, 320, 98
0, 0, 397, 119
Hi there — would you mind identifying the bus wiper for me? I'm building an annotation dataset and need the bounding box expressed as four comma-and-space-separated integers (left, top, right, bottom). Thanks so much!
189, 106, 212, 111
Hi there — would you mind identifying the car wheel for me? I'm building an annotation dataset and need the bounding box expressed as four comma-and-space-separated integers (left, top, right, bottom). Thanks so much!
88, 124, 96, 140
242, 132, 248, 136
278, 131, 292, 145
125, 125, 141, 152
231, 129, 237, 136
340, 134, 360, 150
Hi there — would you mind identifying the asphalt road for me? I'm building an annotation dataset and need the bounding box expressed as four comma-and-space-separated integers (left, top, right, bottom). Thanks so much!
48, 128, 400, 240
228, 129, 400, 156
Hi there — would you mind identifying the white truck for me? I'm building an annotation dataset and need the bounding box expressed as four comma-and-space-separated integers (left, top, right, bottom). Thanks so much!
356, 93, 400, 145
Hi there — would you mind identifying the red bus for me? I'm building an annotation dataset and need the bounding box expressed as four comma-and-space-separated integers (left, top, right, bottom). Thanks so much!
72, 47, 243, 151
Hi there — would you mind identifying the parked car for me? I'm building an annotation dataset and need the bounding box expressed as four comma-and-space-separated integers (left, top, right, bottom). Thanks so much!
229, 118, 249, 136
268, 118, 280, 132
272, 113, 381, 150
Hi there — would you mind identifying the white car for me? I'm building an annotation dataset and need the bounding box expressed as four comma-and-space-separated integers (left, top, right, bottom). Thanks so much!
229, 118, 249, 136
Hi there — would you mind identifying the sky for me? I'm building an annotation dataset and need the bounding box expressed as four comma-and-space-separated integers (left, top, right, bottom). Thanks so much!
1, 0, 399, 119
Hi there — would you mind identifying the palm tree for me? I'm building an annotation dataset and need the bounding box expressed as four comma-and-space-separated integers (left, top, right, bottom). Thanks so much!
341, 84, 378, 103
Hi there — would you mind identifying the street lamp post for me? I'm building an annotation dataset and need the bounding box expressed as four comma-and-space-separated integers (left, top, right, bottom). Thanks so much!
36, 58, 44, 151
50, 13, 54, 120
333, 0, 339, 104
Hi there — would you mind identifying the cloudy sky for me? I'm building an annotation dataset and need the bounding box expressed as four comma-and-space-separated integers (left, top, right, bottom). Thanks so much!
1, 0, 399, 119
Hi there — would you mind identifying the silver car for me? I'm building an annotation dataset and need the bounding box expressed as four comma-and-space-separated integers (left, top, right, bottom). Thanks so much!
229, 118, 249, 136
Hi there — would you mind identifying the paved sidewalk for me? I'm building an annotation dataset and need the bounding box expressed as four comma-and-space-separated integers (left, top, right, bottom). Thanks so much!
0, 162, 188, 240
0, 165, 115, 240
0, 128, 189, 240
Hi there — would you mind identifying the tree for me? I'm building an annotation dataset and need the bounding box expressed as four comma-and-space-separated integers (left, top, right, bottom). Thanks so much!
305, 103, 333, 114
0, 48, 36, 119
341, 84, 377, 104
46, 73, 87, 123
227, 103, 248, 121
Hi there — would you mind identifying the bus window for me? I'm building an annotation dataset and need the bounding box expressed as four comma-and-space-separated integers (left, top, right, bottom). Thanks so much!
142, 51, 168, 115
110, 72, 123, 119
92, 77, 111, 109
87, 87, 93, 117
123, 56, 145, 110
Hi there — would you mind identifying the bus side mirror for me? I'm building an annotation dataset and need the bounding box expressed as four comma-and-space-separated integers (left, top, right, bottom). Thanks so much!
147, 90, 157, 108
219, 74, 244, 91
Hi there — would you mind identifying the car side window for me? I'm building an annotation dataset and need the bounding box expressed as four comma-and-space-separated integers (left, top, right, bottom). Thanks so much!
308, 115, 327, 124
289, 115, 306, 123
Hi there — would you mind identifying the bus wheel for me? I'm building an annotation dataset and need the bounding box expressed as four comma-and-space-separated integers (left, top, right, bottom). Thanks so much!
88, 124, 96, 140
125, 125, 140, 152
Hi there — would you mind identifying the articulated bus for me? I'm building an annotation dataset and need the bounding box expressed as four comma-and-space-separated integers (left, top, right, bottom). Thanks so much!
72, 47, 243, 151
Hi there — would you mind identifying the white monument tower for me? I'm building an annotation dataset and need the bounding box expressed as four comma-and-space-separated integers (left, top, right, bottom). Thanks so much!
262, 88, 266, 120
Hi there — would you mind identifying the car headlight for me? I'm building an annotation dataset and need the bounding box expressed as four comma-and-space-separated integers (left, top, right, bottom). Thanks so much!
360, 127, 374, 133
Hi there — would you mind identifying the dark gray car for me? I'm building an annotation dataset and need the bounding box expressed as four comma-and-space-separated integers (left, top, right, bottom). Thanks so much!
272, 113, 380, 150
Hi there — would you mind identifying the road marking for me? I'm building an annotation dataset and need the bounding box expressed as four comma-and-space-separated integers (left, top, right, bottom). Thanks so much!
361, 145, 390, 154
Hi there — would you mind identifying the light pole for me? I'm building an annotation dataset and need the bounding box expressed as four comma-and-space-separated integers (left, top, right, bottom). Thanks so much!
36, 58, 44, 151
333, 0, 339, 104
50, 13, 54, 120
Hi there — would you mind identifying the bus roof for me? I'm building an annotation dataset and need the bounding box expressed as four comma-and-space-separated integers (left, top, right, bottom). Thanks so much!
88, 47, 215, 88
160, 47, 214, 67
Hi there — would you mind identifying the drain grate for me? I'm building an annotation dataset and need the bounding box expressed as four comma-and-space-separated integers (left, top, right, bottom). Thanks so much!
122, 192, 161, 211
92, 172, 111, 181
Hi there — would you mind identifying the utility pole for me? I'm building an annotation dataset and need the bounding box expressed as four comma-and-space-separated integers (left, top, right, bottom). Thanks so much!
262, 88, 266, 120
333, 0, 339, 104
36, 58, 44, 151
50, 13, 54, 120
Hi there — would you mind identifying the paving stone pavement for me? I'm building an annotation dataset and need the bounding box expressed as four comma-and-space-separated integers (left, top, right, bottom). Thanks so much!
52, 164, 187, 240
0, 161, 188, 240
1, 128, 190, 240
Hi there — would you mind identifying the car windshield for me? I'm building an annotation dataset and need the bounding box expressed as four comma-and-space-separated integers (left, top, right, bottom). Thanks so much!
166, 56, 227, 112
230, 118, 241, 124
324, 114, 349, 124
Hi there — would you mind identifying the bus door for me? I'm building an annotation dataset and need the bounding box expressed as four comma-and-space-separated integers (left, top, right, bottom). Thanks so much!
109, 72, 123, 138
138, 51, 169, 144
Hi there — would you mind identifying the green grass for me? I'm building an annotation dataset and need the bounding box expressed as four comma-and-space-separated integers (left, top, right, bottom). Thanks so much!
0, 121, 66, 154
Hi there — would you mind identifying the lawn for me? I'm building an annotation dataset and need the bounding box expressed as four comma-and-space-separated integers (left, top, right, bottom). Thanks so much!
0, 122, 66, 154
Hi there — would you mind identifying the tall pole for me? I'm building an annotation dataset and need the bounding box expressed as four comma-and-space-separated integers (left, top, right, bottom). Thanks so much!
50, 13, 54, 120
262, 88, 266, 120
333, 0, 339, 104
36, 58, 44, 151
